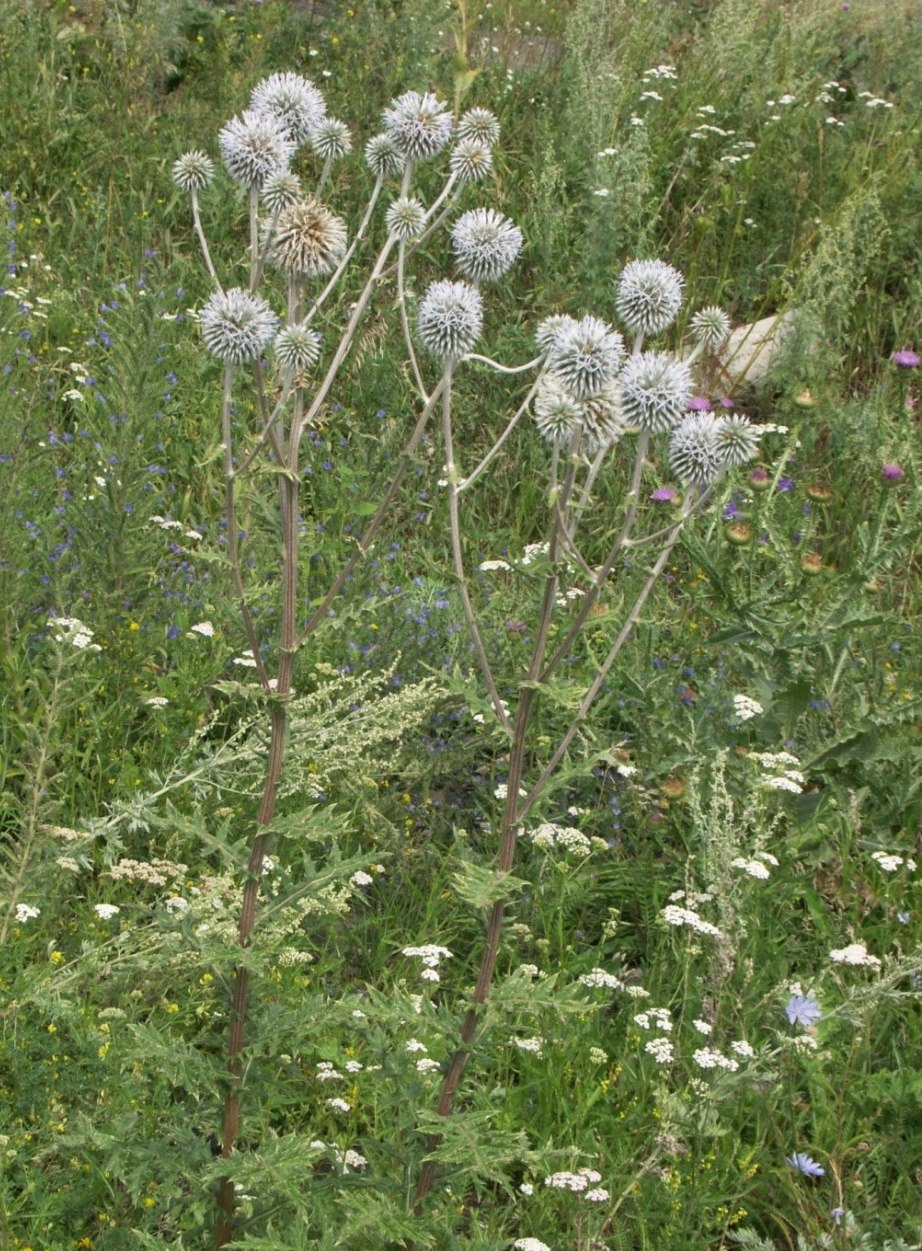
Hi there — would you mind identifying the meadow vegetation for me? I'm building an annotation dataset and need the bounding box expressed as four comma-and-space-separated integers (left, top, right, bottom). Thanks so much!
0, 1, 920, 1249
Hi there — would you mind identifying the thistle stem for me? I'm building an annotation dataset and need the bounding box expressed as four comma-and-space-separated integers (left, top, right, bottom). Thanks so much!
191, 190, 222, 292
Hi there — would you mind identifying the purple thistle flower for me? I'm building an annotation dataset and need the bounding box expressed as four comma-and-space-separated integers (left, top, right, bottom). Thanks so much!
891, 349, 919, 368
786, 993, 821, 1027
787, 1152, 824, 1178
881, 462, 904, 482
650, 486, 680, 504
778, 475, 794, 492
687, 395, 711, 411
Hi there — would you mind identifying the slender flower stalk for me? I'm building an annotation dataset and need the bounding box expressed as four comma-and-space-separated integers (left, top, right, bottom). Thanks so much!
190, 190, 222, 291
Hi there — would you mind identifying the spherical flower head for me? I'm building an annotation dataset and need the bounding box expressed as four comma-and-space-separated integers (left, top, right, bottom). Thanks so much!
620, 351, 692, 433
457, 106, 500, 147
716, 413, 761, 467
881, 461, 905, 482
534, 375, 583, 446
172, 150, 215, 193
616, 259, 684, 336
261, 170, 302, 214
365, 133, 404, 178
669, 412, 726, 487
548, 315, 625, 398
310, 117, 352, 162
449, 138, 494, 183
451, 208, 523, 284
578, 381, 627, 451
535, 314, 579, 354
383, 91, 453, 161
200, 288, 278, 365
690, 304, 731, 350
219, 110, 295, 190
274, 323, 322, 371
267, 197, 348, 279
891, 349, 919, 368
417, 279, 483, 360
386, 196, 426, 241
250, 72, 326, 143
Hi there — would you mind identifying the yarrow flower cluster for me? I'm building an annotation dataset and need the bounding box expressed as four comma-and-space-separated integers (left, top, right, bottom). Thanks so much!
526, 822, 593, 855
733, 693, 763, 721
402, 943, 453, 982
51, 616, 101, 651
661, 904, 722, 937
829, 942, 881, 969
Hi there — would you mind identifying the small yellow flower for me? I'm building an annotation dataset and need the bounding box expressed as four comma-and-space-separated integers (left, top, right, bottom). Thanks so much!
128, 621, 140, 632
50, 950, 65, 965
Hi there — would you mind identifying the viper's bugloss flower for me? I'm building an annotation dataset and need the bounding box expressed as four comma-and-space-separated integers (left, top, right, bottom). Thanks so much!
449, 138, 493, 183
689, 304, 731, 349
386, 196, 426, 240
417, 279, 483, 359
535, 314, 579, 354
310, 117, 352, 162
200, 288, 278, 364
274, 323, 322, 371
364, 133, 404, 178
261, 170, 302, 214
172, 150, 215, 193
668, 412, 726, 486
457, 106, 500, 147
547, 315, 625, 397
267, 198, 348, 278
219, 110, 295, 189
533, 376, 583, 445
616, 259, 684, 335
620, 351, 692, 432
250, 72, 326, 143
383, 91, 453, 160
716, 413, 761, 466
451, 208, 522, 284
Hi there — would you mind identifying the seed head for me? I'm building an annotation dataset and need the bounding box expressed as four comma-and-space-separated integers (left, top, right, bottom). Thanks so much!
365, 133, 404, 178
689, 305, 731, 350
219, 110, 295, 190
668, 413, 726, 487
267, 197, 348, 279
200, 288, 278, 365
386, 196, 427, 241
619, 351, 692, 433
250, 72, 326, 143
417, 279, 483, 360
274, 323, 322, 371
451, 208, 522, 284
457, 106, 500, 147
616, 259, 684, 336
534, 376, 583, 446
547, 315, 625, 398
535, 314, 579, 354
449, 139, 493, 183
716, 413, 761, 466
172, 150, 215, 193
383, 91, 453, 161
310, 117, 352, 162
261, 170, 302, 214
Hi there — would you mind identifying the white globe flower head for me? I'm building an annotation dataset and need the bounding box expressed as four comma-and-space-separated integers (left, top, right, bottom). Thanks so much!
457, 106, 500, 147
385, 196, 427, 241
619, 351, 692, 433
261, 170, 302, 214
578, 381, 628, 451
219, 110, 295, 190
535, 314, 579, 355
716, 413, 761, 466
669, 412, 726, 487
451, 208, 522, 284
616, 259, 685, 336
383, 91, 453, 161
310, 117, 352, 162
267, 197, 348, 279
534, 376, 583, 446
547, 315, 625, 398
689, 305, 731, 350
274, 323, 322, 372
200, 288, 279, 365
417, 279, 483, 360
172, 150, 215, 193
365, 133, 404, 178
449, 139, 493, 183
250, 72, 326, 143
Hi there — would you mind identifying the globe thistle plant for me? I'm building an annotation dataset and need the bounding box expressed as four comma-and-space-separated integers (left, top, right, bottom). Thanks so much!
535, 314, 579, 355
451, 208, 523, 284
364, 133, 404, 179
417, 279, 483, 360
547, 316, 625, 398
383, 91, 453, 161
261, 170, 302, 214
578, 382, 628, 451
689, 305, 731, 350
200, 288, 278, 365
172, 150, 215, 193
219, 110, 295, 190
386, 197, 427, 241
449, 139, 494, 184
457, 106, 500, 147
273, 323, 322, 372
534, 376, 584, 446
310, 118, 352, 163
616, 259, 684, 336
619, 351, 692, 433
716, 414, 761, 466
668, 412, 727, 487
267, 198, 348, 279
250, 72, 326, 144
